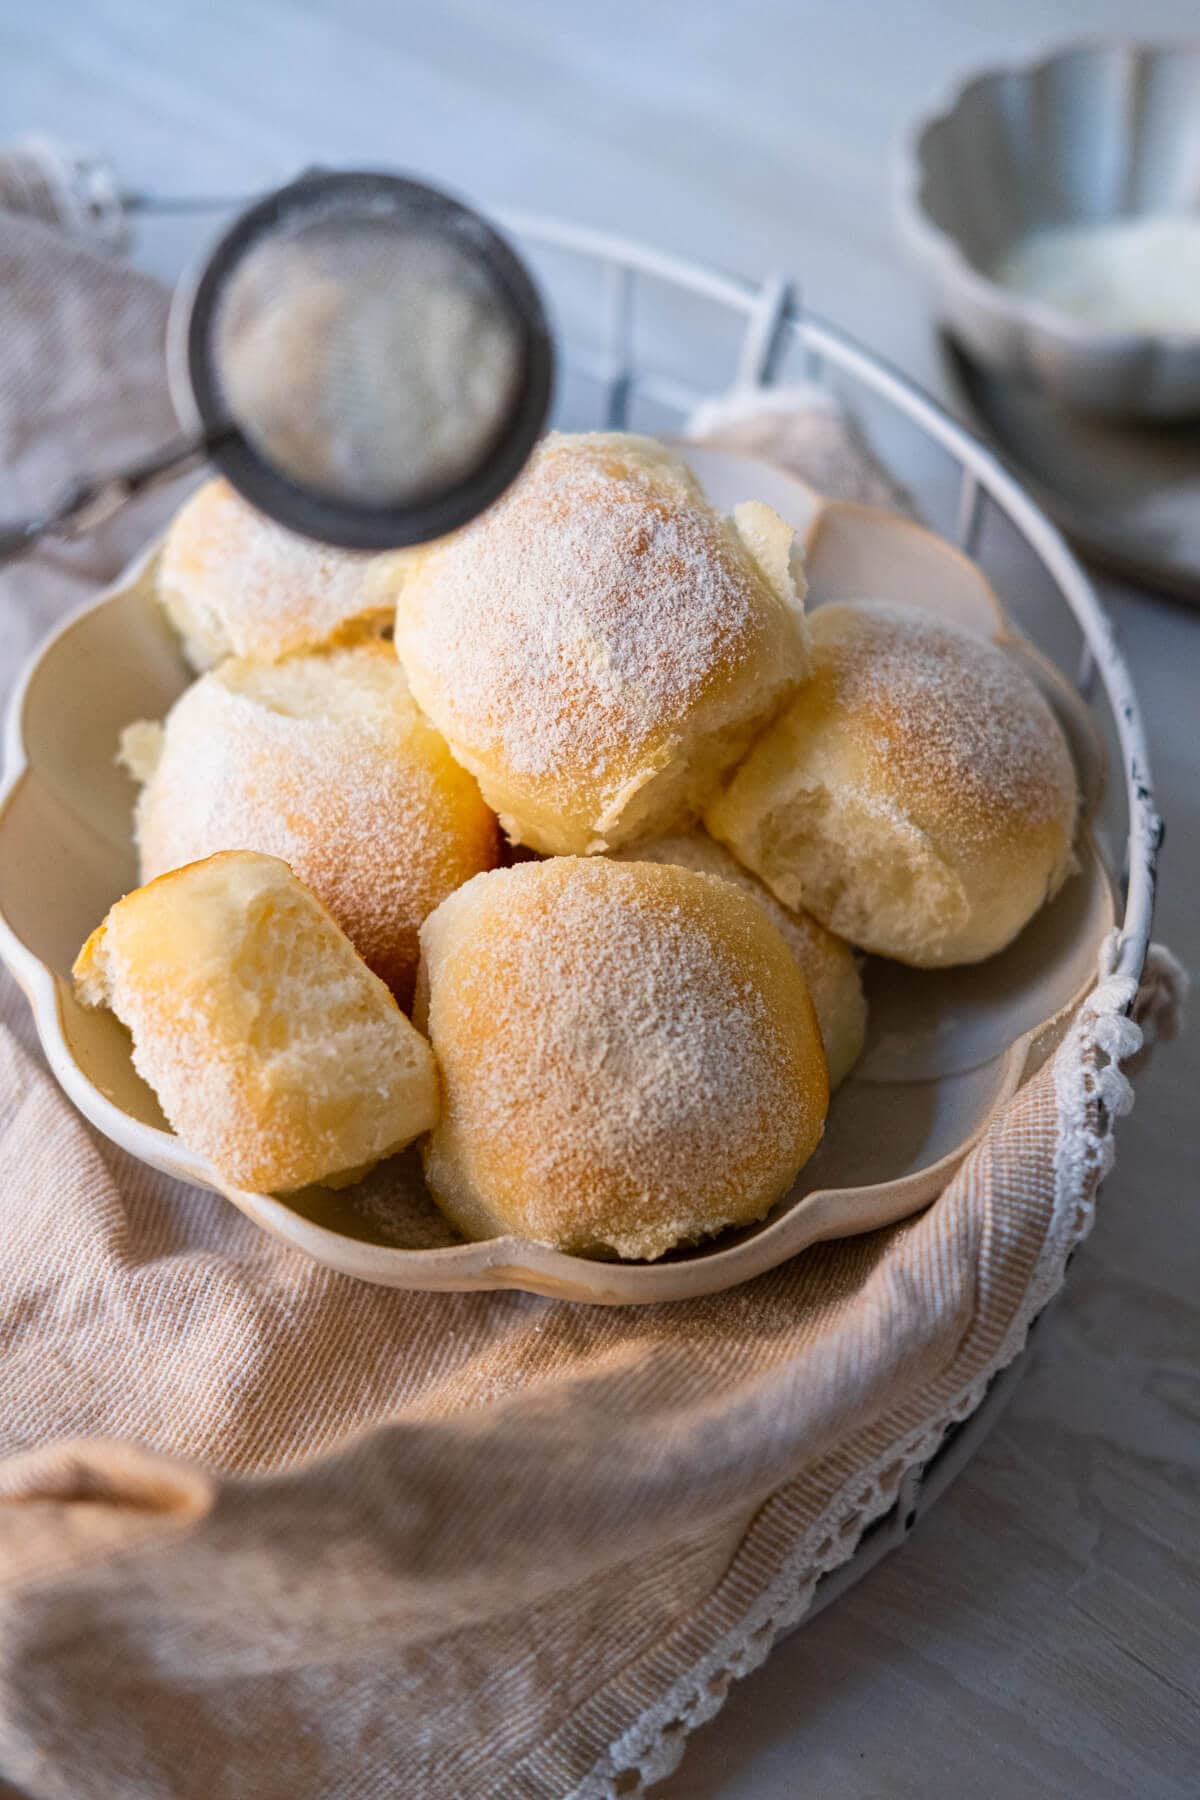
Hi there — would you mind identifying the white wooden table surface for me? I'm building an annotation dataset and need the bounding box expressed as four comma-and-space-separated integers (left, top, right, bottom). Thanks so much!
4, 3, 1197, 1796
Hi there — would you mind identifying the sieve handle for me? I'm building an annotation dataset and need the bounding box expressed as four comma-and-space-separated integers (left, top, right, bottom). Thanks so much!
0, 429, 231, 567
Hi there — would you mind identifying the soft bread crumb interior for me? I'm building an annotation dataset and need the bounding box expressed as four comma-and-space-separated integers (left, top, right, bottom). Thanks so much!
73, 852, 437, 1192
118, 720, 165, 784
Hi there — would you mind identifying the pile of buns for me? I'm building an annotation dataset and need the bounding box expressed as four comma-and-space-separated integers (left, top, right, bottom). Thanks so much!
75, 432, 1079, 1262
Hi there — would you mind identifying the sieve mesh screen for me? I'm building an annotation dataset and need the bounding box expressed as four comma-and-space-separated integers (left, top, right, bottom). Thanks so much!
211, 205, 524, 507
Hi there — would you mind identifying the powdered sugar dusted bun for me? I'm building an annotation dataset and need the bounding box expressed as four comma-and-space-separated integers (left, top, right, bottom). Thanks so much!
415, 858, 828, 1260
706, 601, 1079, 967
73, 852, 438, 1192
612, 829, 866, 1088
123, 641, 499, 1009
390, 432, 811, 856
157, 477, 391, 669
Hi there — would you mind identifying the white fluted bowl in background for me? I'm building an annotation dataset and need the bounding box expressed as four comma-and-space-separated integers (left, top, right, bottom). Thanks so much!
897, 39, 1200, 420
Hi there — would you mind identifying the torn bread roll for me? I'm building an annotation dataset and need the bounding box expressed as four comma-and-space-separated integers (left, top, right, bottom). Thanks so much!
706, 600, 1079, 967
73, 852, 438, 1192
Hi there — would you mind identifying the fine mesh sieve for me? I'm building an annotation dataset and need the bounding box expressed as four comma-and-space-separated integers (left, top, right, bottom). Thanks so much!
174, 170, 553, 546
0, 169, 553, 560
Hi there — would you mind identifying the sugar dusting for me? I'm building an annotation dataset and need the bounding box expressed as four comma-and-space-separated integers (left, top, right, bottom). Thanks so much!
424, 860, 824, 1259
158, 478, 388, 665
612, 829, 865, 1087
77, 852, 435, 1193
395, 435, 767, 781
130, 642, 498, 1005
815, 602, 1078, 846
217, 228, 522, 505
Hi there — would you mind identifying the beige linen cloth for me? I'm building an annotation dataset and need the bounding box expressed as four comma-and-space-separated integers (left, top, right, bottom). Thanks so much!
0, 217, 1184, 1800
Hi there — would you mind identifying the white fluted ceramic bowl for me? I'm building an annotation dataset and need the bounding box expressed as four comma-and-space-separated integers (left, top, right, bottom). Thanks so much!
897, 39, 1200, 419
0, 446, 1112, 1304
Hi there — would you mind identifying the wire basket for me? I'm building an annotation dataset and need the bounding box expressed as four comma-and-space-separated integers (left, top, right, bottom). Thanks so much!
0, 194, 1163, 1596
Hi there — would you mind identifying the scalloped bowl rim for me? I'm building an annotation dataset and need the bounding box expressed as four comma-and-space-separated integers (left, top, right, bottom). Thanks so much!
896, 36, 1200, 353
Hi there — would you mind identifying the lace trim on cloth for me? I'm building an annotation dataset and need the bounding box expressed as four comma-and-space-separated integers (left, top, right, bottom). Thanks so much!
572, 935, 1187, 1800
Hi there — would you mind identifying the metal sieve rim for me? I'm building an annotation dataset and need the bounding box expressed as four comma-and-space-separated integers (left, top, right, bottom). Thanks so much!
167, 168, 554, 548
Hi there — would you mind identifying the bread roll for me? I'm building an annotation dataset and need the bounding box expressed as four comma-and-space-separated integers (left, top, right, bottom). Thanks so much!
157, 477, 390, 669
73, 852, 437, 1192
390, 431, 810, 855
612, 830, 866, 1087
415, 857, 828, 1260
123, 641, 499, 1008
706, 601, 1079, 967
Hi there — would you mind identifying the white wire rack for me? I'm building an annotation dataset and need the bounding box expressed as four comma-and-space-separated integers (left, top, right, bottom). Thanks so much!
497, 209, 1161, 1006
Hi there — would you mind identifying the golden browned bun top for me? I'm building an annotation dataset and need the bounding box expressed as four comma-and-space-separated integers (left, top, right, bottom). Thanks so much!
157, 477, 390, 668
805, 601, 1077, 859
125, 641, 499, 1007
611, 829, 866, 1088
705, 598, 1080, 967
417, 856, 828, 1260
392, 432, 809, 853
